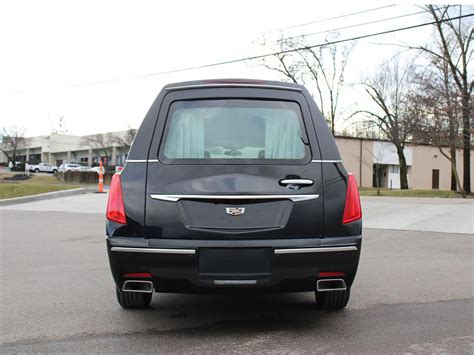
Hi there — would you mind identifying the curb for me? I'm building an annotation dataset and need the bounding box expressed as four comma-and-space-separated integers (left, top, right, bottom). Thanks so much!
0, 187, 98, 206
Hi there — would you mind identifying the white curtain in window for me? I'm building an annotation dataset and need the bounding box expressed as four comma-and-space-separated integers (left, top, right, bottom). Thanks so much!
164, 109, 205, 158
264, 110, 304, 159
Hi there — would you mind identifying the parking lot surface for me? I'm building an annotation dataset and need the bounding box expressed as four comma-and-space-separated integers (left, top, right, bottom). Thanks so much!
0, 196, 473, 352
2, 194, 472, 234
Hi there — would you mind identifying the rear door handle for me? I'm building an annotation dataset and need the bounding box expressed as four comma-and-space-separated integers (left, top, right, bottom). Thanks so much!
280, 179, 314, 186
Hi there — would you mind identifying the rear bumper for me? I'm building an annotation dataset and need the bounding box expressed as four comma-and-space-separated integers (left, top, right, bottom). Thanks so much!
106, 236, 361, 293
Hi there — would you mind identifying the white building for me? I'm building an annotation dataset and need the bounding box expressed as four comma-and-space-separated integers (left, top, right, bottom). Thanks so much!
372, 141, 413, 189
0, 131, 131, 167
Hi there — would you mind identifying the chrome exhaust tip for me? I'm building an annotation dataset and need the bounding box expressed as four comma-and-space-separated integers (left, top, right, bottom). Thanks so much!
122, 280, 153, 293
316, 278, 347, 292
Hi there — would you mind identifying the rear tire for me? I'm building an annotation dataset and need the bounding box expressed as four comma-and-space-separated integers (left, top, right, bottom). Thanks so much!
116, 286, 152, 309
35, 168, 39, 173
315, 288, 350, 310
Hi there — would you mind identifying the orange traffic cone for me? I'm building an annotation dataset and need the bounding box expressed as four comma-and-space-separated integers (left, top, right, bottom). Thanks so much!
96, 160, 105, 193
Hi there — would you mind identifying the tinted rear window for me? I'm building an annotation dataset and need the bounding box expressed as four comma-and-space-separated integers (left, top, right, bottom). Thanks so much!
159, 99, 310, 164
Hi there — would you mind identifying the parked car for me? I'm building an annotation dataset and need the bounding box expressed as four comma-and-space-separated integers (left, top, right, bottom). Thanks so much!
106, 79, 362, 310
11, 161, 26, 172
89, 166, 105, 173
58, 163, 82, 172
77, 165, 92, 171
28, 162, 58, 173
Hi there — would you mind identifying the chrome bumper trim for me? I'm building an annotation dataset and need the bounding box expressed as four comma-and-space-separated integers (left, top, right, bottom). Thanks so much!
111, 247, 196, 255
214, 280, 257, 285
274, 246, 358, 254
150, 194, 319, 202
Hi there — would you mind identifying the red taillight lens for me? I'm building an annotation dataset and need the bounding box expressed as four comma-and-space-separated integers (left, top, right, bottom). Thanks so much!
342, 174, 362, 224
318, 271, 346, 277
106, 173, 126, 224
124, 273, 152, 278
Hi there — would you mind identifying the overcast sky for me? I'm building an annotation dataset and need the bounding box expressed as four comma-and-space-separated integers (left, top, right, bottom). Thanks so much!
1, 1, 472, 137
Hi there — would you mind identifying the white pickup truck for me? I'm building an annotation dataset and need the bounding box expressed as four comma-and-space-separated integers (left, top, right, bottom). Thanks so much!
28, 162, 58, 173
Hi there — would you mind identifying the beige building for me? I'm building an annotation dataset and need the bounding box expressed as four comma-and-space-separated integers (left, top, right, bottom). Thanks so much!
1, 132, 472, 191
336, 136, 473, 191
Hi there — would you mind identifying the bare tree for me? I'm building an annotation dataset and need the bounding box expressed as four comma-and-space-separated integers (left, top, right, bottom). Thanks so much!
352, 60, 417, 189
369, 142, 388, 196
113, 127, 137, 151
81, 133, 115, 164
1, 126, 26, 168
260, 33, 353, 134
411, 55, 464, 194
414, 5, 472, 193
51, 116, 68, 134
341, 121, 383, 140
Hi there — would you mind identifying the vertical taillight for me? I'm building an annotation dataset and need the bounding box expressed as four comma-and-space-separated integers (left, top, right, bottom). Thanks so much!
342, 174, 362, 224
106, 173, 126, 224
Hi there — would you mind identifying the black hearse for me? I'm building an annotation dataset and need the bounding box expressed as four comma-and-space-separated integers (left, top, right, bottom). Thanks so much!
106, 79, 362, 310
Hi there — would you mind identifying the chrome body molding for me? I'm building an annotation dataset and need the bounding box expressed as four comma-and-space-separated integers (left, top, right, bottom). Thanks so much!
274, 246, 358, 254
166, 83, 303, 92
126, 159, 147, 163
111, 247, 196, 255
311, 159, 343, 163
126, 159, 159, 163
150, 194, 319, 202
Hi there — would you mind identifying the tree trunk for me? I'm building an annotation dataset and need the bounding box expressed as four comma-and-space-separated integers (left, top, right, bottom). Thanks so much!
450, 146, 457, 191
374, 164, 381, 196
396, 146, 409, 189
450, 156, 465, 197
461, 92, 471, 193
437, 146, 465, 197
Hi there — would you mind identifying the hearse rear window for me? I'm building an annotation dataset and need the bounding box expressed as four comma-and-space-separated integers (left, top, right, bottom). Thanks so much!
160, 99, 310, 163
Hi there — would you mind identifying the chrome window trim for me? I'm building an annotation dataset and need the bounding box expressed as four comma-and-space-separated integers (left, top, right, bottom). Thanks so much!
111, 247, 196, 255
311, 160, 343, 163
166, 83, 302, 91
128, 159, 341, 164
150, 194, 319, 202
274, 246, 358, 254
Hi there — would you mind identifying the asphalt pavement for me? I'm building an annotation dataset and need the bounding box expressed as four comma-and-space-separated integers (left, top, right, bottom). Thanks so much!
0, 196, 473, 353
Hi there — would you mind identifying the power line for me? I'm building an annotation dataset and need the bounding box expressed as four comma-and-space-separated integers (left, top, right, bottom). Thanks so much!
5, 5, 398, 94
220, 5, 399, 48
257, 4, 396, 34
68, 13, 472, 88
274, 9, 433, 43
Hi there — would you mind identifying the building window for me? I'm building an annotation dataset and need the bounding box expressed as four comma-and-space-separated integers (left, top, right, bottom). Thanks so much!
80, 157, 88, 163
390, 165, 399, 173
